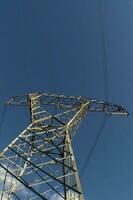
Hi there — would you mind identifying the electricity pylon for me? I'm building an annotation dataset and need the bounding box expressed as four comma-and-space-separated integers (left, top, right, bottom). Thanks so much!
0, 92, 128, 200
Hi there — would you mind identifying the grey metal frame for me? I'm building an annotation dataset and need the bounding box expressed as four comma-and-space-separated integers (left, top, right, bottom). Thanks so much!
0, 92, 128, 200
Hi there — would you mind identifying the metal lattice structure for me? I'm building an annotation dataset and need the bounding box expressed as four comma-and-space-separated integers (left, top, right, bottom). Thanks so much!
0, 92, 128, 200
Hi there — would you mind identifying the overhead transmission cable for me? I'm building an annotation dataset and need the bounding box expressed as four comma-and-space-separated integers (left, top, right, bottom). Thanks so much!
0, 104, 7, 138
80, 0, 109, 177
18, 1, 32, 91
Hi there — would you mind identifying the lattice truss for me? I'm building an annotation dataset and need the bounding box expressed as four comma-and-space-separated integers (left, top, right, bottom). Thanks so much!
0, 93, 128, 200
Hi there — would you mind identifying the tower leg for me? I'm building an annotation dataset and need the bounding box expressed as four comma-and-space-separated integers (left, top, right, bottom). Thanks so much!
65, 128, 84, 200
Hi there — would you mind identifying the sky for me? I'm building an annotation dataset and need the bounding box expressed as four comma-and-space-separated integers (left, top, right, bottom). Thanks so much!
0, 0, 133, 199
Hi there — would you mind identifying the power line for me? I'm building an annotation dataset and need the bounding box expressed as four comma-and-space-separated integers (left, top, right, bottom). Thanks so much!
17, 1, 32, 90
0, 104, 7, 137
80, 116, 107, 177
80, 0, 109, 178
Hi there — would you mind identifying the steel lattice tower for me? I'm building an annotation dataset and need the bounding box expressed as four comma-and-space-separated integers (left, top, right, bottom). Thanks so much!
0, 93, 128, 200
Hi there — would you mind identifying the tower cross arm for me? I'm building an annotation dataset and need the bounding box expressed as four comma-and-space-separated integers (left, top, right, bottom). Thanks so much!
6, 93, 129, 117
87, 99, 129, 117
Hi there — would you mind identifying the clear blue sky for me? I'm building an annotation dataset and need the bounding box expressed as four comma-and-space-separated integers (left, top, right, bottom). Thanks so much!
0, 0, 132, 199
